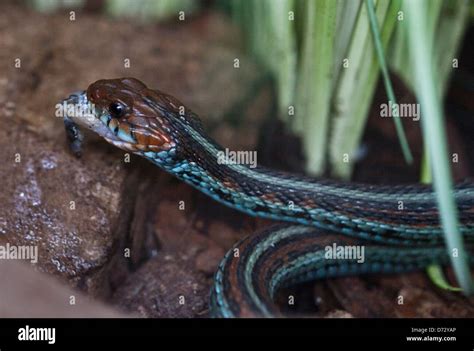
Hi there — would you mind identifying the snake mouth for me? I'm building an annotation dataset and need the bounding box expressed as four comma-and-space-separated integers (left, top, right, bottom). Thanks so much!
62, 91, 121, 142
62, 91, 138, 155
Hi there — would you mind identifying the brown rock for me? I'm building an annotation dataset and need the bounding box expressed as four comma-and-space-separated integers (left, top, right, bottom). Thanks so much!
0, 120, 129, 297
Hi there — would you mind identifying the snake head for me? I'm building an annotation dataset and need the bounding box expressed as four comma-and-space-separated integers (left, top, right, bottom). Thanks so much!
62, 77, 191, 158
84, 77, 178, 154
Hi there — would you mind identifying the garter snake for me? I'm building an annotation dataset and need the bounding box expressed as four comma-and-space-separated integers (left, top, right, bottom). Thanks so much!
61, 78, 474, 317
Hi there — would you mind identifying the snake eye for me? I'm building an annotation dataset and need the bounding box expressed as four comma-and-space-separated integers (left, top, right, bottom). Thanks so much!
109, 102, 125, 118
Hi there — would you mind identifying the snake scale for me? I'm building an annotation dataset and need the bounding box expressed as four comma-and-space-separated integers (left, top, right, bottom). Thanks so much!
61, 78, 474, 317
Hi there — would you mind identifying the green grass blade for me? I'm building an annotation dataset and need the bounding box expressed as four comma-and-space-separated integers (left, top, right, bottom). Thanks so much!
333, 0, 362, 85
421, 149, 462, 292
404, 0, 473, 295
231, 0, 296, 122
294, 0, 338, 175
262, 0, 297, 121
365, 0, 413, 165
434, 0, 470, 97
330, 0, 398, 179
427, 265, 463, 292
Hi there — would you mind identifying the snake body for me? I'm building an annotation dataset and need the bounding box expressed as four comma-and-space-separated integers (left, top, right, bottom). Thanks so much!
62, 78, 474, 317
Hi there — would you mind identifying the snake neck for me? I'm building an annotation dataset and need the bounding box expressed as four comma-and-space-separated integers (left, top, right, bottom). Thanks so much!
143, 123, 474, 246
